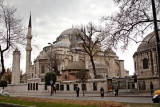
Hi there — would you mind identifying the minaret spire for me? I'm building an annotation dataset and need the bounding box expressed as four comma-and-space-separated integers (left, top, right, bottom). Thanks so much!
28, 12, 31, 27
26, 13, 32, 74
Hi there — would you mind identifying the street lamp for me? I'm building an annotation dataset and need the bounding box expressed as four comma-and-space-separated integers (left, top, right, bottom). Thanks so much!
106, 74, 108, 95
151, 0, 160, 88
48, 42, 53, 96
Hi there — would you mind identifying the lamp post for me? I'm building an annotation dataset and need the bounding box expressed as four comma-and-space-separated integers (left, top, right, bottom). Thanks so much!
151, 0, 160, 88
106, 74, 108, 95
48, 43, 53, 96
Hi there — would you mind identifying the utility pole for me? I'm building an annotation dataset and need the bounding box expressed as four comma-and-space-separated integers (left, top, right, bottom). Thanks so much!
151, 0, 160, 88
48, 43, 53, 96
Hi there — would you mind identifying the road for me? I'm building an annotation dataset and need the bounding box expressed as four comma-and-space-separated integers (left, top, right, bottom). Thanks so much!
10, 93, 153, 103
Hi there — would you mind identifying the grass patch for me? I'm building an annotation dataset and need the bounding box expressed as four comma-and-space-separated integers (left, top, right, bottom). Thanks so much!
122, 102, 159, 107
0, 96, 97, 107
1, 96, 157, 107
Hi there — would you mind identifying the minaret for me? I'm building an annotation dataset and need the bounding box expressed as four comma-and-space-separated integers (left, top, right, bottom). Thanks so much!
26, 14, 32, 73
12, 49, 20, 85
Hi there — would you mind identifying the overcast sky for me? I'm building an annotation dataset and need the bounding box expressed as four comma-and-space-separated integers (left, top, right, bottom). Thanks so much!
4, 0, 140, 75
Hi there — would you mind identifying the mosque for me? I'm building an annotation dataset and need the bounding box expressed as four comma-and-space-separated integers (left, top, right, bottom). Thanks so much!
9, 15, 130, 93
7, 15, 160, 94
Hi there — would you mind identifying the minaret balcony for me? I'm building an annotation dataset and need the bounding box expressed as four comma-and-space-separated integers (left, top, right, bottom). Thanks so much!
26, 47, 32, 51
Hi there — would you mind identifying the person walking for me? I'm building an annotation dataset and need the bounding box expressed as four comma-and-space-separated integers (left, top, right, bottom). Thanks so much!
100, 87, 104, 98
53, 86, 56, 94
76, 86, 80, 97
150, 81, 154, 95
115, 84, 119, 96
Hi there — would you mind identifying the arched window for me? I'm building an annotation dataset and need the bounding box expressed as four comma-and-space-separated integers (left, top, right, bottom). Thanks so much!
143, 58, 148, 69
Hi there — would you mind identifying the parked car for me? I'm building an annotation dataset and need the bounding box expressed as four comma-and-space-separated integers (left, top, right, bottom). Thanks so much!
0, 89, 10, 96
153, 89, 160, 95
152, 89, 160, 103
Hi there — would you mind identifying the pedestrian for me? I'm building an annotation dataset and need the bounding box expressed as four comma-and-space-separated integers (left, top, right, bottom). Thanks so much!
115, 84, 119, 96
76, 86, 80, 97
53, 86, 56, 94
100, 87, 104, 98
150, 81, 154, 95
51, 87, 53, 93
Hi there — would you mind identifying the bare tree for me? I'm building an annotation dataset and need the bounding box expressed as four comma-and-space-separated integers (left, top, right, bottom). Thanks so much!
0, 0, 25, 79
75, 23, 102, 79
46, 47, 61, 75
101, 0, 160, 50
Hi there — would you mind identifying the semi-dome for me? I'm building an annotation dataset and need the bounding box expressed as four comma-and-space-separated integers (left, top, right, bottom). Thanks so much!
53, 41, 69, 48
137, 31, 160, 52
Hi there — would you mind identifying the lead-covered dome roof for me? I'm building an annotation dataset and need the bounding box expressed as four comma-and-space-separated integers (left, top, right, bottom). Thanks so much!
57, 28, 85, 42
60, 28, 80, 36
56, 28, 86, 51
137, 31, 160, 52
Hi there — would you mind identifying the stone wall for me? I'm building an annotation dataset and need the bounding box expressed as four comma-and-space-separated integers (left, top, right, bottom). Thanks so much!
1, 80, 108, 94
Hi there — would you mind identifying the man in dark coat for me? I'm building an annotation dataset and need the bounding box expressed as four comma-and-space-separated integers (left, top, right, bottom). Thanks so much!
115, 84, 119, 96
150, 82, 154, 95
76, 86, 80, 97
100, 87, 104, 97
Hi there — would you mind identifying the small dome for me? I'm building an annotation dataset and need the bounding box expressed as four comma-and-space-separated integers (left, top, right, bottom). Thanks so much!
66, 61, 86, 70
104, 48, 116, 55
37, 51, 48, 59
137, 31, 160, 52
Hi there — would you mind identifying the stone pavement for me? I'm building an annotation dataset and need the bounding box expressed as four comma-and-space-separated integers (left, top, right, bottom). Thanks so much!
9, 92, 154, 103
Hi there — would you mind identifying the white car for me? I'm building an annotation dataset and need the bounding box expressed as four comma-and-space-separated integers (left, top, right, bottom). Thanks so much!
0, 89, 10, 96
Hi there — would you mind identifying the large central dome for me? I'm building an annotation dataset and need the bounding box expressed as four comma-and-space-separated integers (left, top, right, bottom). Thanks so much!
57, 28, 85, 42
137, 31, 160, 52
59, 28, 82, 37
56, 28, 85, 51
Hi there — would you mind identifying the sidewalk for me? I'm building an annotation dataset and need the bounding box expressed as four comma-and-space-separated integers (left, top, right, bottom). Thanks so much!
10, 92, 153, 98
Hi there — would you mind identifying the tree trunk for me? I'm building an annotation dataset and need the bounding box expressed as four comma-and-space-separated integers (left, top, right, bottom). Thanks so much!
0, 47, 5, 79
90, 56, 97, 79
